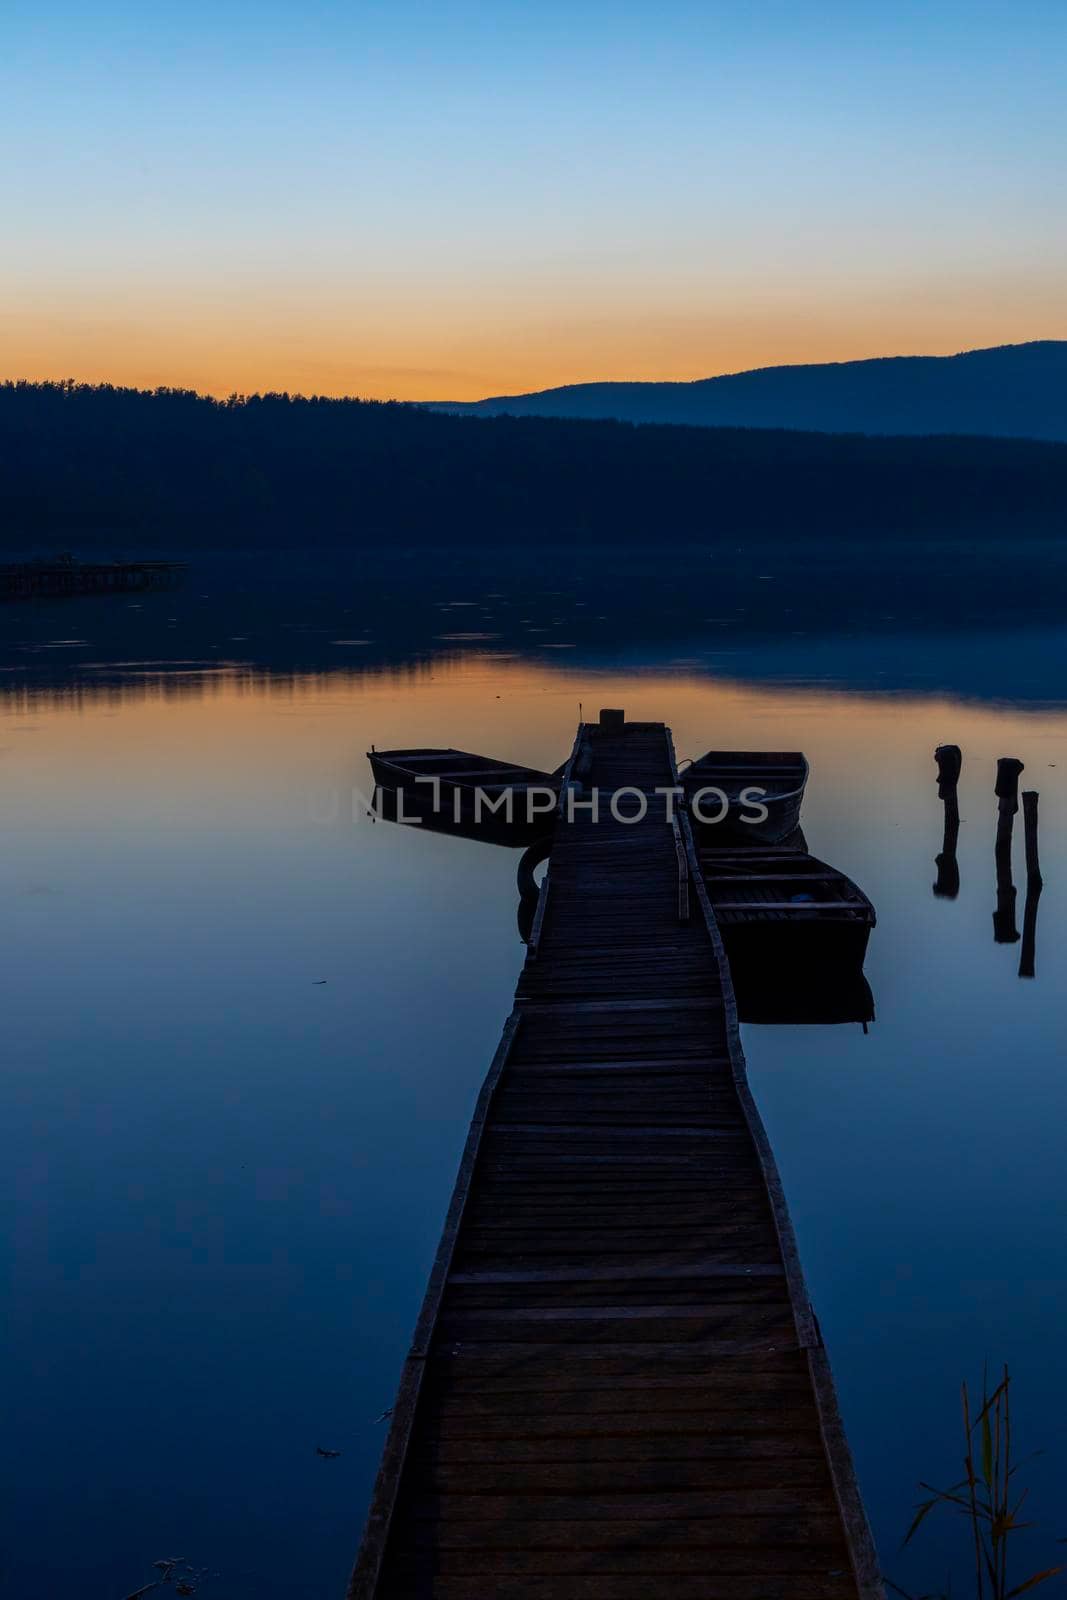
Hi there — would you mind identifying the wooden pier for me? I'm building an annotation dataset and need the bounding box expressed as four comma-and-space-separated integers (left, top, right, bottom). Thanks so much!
351, 718, 881, 1599
0, 556, 186, 601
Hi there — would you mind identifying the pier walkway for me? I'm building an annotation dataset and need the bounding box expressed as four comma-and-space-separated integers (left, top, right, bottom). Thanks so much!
0, 557, 185, 601
351, 718, 881, 1600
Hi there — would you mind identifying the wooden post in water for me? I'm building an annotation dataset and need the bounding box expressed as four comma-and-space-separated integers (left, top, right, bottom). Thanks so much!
1018, 790, 1043, 979
1022, 790, 1042, 887
933, 744, 962, 898
995, 757, 1024, 822
993, 757, 1024, 944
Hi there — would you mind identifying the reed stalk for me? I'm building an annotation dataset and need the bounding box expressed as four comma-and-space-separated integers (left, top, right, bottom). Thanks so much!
889, 1366, 1062, 1600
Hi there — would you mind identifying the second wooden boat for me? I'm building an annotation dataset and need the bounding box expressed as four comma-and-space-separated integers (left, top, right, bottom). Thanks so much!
698, 843, 876, 1025
682, 749, 809, 844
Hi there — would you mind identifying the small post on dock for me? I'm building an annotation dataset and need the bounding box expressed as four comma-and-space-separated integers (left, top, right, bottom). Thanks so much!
993, 758, 1024, 944
599, 707, 625, 731
933, 744, 962, 898
1018, 790, 1043, 979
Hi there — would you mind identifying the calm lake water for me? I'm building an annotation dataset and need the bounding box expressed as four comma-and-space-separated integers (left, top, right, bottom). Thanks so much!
2, 545, 1066, 1596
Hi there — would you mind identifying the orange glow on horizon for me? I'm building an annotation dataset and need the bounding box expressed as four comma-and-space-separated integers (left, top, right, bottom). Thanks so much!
2, 287, 1063, 402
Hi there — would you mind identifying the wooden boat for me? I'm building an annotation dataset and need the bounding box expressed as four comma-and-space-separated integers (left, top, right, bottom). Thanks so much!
367, 747, 562, 847
698, 843, 875, 1025
681, 749, 809, 844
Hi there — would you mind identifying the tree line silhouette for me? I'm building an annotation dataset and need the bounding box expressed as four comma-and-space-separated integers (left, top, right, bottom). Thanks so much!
2, 379, 1066, 549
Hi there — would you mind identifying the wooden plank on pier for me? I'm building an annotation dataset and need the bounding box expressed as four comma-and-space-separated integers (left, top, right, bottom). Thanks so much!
350, 720, 882, 1600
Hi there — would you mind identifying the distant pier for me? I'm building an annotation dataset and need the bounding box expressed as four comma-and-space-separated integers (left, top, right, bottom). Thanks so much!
1, 556, 186, 601
352, 715, 882, 1600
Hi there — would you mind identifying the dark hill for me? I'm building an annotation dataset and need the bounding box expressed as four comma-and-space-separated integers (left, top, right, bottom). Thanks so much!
1, 379, 1065, 550
429, 341, 1067, 441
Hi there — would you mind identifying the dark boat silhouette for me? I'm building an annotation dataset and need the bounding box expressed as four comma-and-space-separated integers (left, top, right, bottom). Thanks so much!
368, 747, 562, 846
696, 842, 876, 1025
681, 749, 809, 844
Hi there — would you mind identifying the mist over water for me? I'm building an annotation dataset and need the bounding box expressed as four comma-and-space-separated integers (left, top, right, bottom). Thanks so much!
2, 543, 1065, 1597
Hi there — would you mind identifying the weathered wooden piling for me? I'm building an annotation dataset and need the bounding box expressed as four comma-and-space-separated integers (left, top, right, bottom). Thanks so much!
993, 758, 1024, 944
933, 744, 962, 899
995, 757, 1025, 818
935, 744, 962, 794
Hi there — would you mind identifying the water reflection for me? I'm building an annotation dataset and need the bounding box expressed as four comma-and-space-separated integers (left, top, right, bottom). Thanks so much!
994, 838, 1021, 943
1019, 871, 1043, 979
2, 549, 1066, 1599
1019, 791, 1044, 980
6, 541, 1067, 712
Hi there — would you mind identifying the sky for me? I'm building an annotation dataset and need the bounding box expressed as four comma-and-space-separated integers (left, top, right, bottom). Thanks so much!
2, 0, 1066, 400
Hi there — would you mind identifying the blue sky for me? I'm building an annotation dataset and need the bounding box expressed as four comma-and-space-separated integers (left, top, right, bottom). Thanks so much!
2, 0, 1065, 396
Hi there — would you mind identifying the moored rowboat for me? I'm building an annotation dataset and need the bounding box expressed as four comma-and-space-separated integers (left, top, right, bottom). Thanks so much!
367, 747, 562, 846
698, 843, 876, 1024
682, 749, 809, 844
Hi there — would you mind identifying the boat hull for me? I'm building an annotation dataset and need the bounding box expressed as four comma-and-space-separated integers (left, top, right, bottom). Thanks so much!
689, 791, 805, 845
683, 750, 809, 845
368, 751, 560, 848
698, 841, 876, 1025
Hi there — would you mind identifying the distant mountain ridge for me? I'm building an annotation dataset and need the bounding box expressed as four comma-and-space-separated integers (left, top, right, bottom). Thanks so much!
427, 340, 1067, 441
